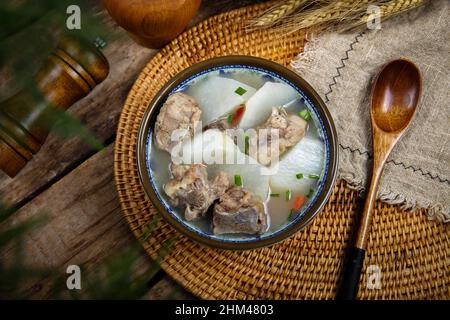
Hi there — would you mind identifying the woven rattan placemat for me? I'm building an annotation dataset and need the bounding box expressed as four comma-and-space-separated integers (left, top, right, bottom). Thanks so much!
114, 2, 449, 299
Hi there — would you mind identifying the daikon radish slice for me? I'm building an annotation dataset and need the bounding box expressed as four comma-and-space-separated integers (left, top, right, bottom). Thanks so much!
269, 135, 325, 195
239, 82, 300, 129
183, 76, 256, 125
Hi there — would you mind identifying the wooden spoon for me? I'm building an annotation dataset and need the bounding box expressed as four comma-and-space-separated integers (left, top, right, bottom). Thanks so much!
338, 59, 421, 299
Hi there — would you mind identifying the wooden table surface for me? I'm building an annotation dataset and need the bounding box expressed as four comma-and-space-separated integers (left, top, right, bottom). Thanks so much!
0, 0, 265, 299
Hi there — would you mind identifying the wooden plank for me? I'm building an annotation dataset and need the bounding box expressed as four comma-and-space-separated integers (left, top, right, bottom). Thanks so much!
0, 0, 268, 299
143, 276, 195, 300
0, 143, 190, 299
0, 32, 157, 207
0, 0, 264, 208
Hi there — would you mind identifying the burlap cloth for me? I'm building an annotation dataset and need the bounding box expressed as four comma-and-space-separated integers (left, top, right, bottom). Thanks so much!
291, 0, 450, 222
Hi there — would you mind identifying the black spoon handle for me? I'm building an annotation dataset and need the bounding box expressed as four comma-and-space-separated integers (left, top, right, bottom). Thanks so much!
337, 247, 366, 300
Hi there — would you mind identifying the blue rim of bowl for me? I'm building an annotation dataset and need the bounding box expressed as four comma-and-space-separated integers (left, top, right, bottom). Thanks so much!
144, 65, 330, 244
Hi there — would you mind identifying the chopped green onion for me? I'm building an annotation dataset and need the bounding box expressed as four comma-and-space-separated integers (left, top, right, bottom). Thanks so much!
227, 114, 233, 124
296, 173, 304, 179
235, 87, 247, 96
288, 209, 296, 220
306, 188, 315, 199
298, 109, 311, 121
285, 189, 292, 201
308, 174, 320, 180
270, 193, 280, 197
234, 174, 242, 186
243, 134, 250, 155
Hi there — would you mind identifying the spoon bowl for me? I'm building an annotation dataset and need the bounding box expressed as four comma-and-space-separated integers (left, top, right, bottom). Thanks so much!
371, 59, 421, 133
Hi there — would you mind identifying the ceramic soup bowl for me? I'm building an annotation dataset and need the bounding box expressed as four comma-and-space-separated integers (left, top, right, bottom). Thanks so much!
137, 56, 338, 250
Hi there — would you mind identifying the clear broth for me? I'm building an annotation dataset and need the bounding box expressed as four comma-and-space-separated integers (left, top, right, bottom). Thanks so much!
147, 67, 327, 239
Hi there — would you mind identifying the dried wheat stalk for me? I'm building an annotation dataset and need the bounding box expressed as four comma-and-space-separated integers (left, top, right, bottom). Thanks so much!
282, 1, 372, 32
247, 0, 428, 33
343, 0, 427, 30
248, 0, 309, 28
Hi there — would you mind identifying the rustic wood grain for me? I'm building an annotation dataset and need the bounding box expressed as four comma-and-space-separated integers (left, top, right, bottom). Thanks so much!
0, 0, 267, 299
0, 38, 156, 207
144, 276, 195, 300
0, 0, 265, 208
1, 143, 191, 299
0, 36, 109, 178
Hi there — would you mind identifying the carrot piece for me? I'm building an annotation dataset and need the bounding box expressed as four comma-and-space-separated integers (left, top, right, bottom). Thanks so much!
231, 105, 246, 125
293, 195, 306, 210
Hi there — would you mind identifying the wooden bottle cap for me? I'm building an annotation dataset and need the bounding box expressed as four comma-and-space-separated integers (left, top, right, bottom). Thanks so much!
103, 0, 201, 48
